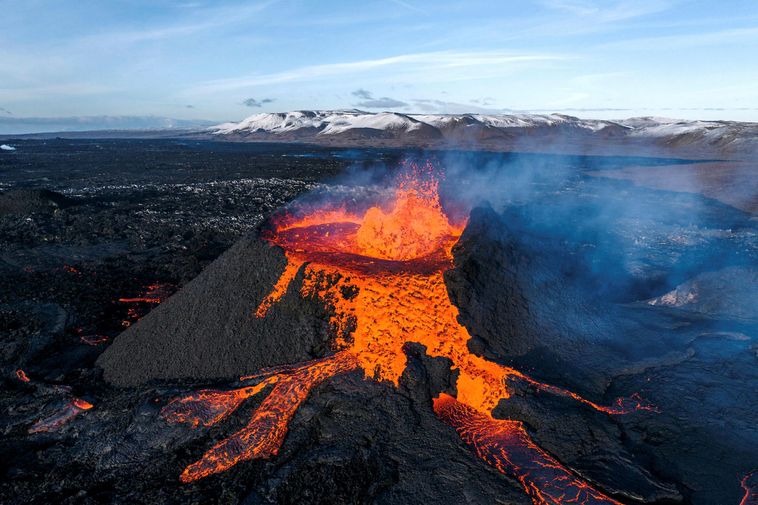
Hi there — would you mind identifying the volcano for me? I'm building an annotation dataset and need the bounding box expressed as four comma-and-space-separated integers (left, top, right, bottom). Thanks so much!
98, 163, 696, 504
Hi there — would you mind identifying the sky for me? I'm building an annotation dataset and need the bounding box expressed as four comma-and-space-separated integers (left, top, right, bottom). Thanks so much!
1, 0, 758, 129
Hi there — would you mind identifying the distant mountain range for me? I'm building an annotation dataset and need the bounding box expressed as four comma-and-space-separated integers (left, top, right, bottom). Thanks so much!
210, 110, 758, 160
4, 110, 757, 160
0, 115, 216, 135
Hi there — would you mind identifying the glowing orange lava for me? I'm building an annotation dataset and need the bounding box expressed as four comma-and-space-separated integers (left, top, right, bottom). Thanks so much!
163, 164, 652, 503
63, 264, 81, 274
29, 397, 93, 434
434, 393, 622, 505
119, 283, 174, 327
16, 369, 30, 383
162, 352, 356, 483
118, 283, 173, 304
741, 471, 758, 505
80, 334, 109, 346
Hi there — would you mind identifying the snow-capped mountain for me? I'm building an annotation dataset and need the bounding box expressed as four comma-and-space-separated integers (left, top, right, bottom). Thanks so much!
210, 110, 758, 159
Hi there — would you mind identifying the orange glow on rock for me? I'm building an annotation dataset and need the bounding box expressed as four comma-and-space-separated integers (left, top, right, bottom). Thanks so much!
72, 398, 94, 410
164, 164, 655, 501
29, 397, 93, 433
118, 283, 173, 304
16, 369, 30, 383
80, 334, 109, 346
434, 393, 622, 505
255, 260, 302, 318
741, 471, 757, 505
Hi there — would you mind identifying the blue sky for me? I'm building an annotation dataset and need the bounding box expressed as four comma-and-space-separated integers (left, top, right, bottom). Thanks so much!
1, 0, 757, 124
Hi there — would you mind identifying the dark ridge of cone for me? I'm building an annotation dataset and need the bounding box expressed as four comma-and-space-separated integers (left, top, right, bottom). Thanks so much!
96, 233, 332, 387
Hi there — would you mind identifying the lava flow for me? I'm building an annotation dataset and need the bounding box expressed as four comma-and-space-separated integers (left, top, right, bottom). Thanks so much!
741, 471, 758, 505
119, 283, 174, 327
163, 164, 652, 502
29, 397, 93, 434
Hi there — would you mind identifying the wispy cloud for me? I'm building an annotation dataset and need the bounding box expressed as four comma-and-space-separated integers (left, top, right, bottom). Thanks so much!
186, 50, 568, 95
242, 97, 275, 107
470, 97, 496, 106
540, 0, 675, 23
351, 89, 373, 100
356, 97, 409, 108
386, 0, 428, 15
0, 107, 11, 115
351, 89, 408, 108
81, 1, 278, 47
600, 26, 758, 50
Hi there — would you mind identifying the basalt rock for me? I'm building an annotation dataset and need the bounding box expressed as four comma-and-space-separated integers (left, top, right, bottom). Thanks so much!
646, 265, 758, 321
96, 235, 333, 386
445, 205, 706, 395
0, 189, 73, 215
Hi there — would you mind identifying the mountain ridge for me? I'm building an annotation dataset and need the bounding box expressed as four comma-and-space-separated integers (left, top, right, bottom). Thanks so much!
210, 110, 758, 160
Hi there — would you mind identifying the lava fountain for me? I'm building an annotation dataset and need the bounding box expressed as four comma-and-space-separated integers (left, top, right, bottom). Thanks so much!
163, 163, 653, 503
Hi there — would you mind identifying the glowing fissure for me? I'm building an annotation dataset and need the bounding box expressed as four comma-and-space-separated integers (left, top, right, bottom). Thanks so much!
163, 164, 652, 503
119, 283, 174, 327
118, 283, 173, 304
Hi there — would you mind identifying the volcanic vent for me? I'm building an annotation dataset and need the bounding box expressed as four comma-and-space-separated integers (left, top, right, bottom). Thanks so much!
97, 163, 666, 503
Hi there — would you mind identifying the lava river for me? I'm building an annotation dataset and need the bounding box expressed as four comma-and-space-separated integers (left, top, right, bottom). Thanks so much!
162, 165, 653, 503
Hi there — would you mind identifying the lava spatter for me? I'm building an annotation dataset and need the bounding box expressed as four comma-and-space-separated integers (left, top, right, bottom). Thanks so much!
163, 163, 653, 502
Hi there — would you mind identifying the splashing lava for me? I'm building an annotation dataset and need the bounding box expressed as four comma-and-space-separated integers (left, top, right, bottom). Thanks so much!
163, 163, 655, 503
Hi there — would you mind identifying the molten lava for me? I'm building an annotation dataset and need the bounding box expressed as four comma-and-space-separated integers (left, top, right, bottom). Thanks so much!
80, 334, 109, 346
741, 471, 758, 505
118, 283, 173, 304
164, 165, 653, 503
29, 397, 93, 434
119, 283, 174, 326
16, 369, 30, 383
434, 394, 622, 505
162, 352, 356, 483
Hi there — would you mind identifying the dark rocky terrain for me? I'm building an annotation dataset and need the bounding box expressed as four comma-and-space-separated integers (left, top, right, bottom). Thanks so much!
0, 139, 756, 504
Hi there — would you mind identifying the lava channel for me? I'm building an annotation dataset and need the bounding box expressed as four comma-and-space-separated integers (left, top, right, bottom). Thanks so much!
163, 163, 654, 503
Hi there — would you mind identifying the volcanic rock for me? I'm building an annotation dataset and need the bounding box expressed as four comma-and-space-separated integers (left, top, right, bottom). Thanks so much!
445, 205, 706, 394
96, 235, 334, 386
646, 265, 758, 320
0, 189, 73, 215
